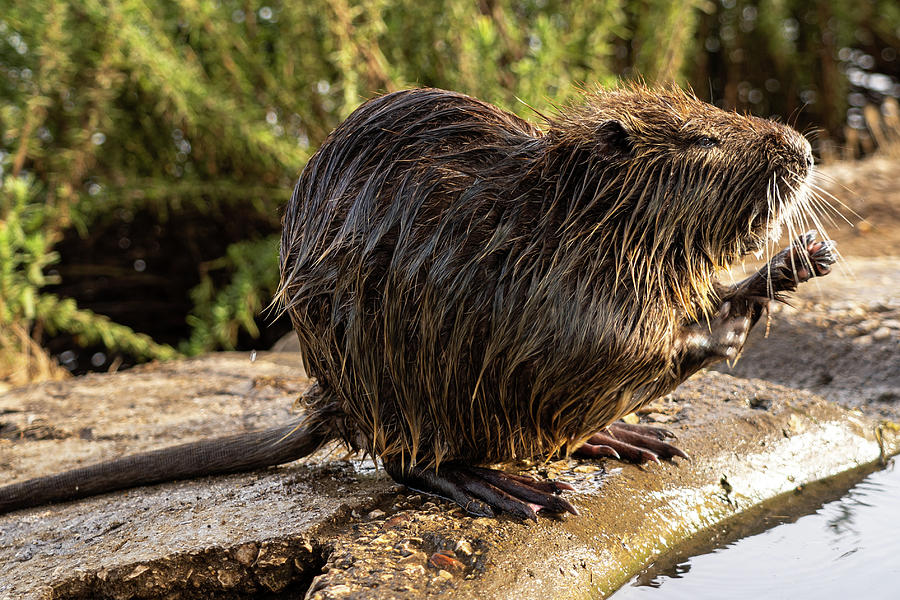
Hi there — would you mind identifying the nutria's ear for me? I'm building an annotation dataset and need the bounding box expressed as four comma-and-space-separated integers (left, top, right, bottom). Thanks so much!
596, 120, 632, 155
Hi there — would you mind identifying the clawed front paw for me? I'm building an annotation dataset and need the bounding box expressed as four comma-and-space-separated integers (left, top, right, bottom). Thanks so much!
697, 301, 752, 361
805, 234, 838, 277
778, 230, 837, 283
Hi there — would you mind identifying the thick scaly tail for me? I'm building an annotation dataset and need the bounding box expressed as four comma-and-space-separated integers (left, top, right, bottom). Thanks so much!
0, 416, 334, 514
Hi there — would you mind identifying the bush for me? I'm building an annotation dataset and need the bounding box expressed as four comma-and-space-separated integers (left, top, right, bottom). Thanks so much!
0, 170, 177, 385
1, 1, 897, 383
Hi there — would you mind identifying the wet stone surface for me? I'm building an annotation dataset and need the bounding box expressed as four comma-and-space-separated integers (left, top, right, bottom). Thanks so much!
1, 350, 897, 600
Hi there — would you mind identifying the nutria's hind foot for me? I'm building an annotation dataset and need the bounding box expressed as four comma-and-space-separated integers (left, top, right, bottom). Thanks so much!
576, 422, 689, 464
384, 462, 579, 521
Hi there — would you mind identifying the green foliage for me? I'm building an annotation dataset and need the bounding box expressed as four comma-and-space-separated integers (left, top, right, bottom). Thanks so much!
0, 174, 60, 325
0, 0, 897, 378
687, 0, 900, 136
182, 236, 281, 354
34, 294, 179, 361
0, 170, 177, 368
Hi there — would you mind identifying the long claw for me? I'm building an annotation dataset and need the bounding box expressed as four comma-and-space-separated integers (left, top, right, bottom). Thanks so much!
607, 424, 690, 460
454, 474, 538, 521
471, 467, 579, 515
609, 422, 677, 440
578, 421, 689, 464
575, 442, 621, 459
385, 462, 579, 520
500, 471, 575, 493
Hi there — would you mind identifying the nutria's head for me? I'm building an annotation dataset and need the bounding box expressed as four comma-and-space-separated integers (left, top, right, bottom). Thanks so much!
548, 84, 815, 313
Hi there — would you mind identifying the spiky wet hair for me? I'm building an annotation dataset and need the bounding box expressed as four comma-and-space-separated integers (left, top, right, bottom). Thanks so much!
543, 83, 813, 316
278, 85, 814, 468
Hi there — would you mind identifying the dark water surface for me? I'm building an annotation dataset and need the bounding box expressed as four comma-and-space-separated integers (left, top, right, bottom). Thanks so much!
611, 461, 900, 600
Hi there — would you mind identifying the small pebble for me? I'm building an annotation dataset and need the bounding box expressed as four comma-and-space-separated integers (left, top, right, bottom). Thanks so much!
233, 542, 259, 566
385, 514, 410, 528
14, 547, 34, 562
454, 539, 473, 556
429, 551, 465, 572
872, 327, 892, 341
124, 565, 150, 580
399, 550, 427, 564
327, 584, 353, 596
217, 569, 242, 587
645, 411, 675, 423
573, 464, 599, 474
857, 319, 879, 334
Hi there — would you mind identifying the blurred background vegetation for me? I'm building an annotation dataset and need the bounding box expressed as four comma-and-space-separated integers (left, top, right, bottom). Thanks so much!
1, 0, 899, 385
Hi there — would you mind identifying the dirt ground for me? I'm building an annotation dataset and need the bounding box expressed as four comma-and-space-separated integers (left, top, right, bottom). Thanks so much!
811, 156, 900, 258
714, 155, 900, 420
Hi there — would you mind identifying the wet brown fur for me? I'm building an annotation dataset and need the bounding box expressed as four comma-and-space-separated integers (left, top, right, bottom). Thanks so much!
277, 84, 814, 470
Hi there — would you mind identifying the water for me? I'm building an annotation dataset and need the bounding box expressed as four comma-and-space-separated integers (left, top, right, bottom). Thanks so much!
611, 461, 900, 600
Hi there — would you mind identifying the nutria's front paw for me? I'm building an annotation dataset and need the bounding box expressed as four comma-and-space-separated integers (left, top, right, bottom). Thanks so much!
791, 230, 837, 280
777, 230, 837, 283
709, 301, 752, 360
677, 301, 751, 363
805, 235, 837, 277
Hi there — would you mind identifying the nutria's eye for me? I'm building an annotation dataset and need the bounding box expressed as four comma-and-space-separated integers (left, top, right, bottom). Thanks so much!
696, 136, 719, 148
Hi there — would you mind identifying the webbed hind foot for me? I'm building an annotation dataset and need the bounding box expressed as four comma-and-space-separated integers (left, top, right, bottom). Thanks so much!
576, 421, 689, 464
384, 461, 579, 520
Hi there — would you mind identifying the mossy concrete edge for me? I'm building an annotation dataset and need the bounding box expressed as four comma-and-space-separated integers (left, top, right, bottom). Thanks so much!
459, 386, 899, 600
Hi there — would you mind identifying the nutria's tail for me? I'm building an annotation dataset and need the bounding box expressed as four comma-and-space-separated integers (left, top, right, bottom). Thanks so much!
0, 417, 335, 514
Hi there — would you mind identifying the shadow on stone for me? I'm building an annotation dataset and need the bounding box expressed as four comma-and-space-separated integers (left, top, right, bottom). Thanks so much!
50, 536, 329, 600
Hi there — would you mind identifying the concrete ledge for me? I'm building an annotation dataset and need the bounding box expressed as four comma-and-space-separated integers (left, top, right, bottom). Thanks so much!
1, 354, 898, 600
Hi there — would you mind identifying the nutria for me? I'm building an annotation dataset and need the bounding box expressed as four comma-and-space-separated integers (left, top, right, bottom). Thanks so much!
0, 86, 835, 518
